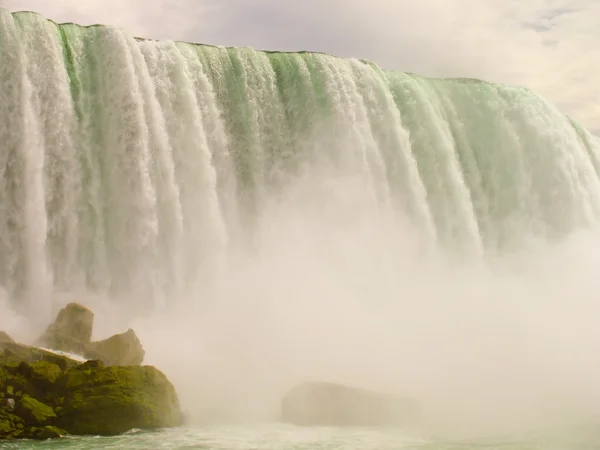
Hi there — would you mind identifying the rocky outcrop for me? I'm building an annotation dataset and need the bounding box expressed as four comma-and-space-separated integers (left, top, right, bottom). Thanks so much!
0, 340, 182, 441
281, 382, 418, 426
35, 303, 145, 366
86, 329, 145, 366
36, 303, 94, 354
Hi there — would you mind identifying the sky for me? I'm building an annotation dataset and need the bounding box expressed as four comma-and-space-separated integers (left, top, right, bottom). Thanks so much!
2, 0, 599, 134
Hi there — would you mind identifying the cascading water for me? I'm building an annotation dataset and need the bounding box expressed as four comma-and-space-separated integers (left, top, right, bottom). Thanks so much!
2, 9, 599, 319
3, 9, 600, 432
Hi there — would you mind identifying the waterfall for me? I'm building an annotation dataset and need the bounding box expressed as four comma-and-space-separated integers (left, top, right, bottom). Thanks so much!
1, 9, 599, 316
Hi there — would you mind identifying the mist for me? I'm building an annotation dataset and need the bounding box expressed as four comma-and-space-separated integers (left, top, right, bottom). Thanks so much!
3, 171, 600, 438
140, 178, 600, 436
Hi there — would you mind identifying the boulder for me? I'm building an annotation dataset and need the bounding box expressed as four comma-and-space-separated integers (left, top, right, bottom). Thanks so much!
36, 303, 94, 354
85, 328, 145, 366
281, 382, 418, 426
57, 360, 181, 435
0, 338, 182, 441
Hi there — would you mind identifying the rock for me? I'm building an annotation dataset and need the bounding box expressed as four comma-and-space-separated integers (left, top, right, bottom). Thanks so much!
30, 361, 63, 387
34, 302, 146, 367
0, 332, 14, 344
35, 425, 66, 439
0, 340, 81, 371
17, 394, 57, 425
0, 338, 182, 441
0, 407, 25, 440
57, 359, 181, 435
85, 328, 145, 366
36, 303, 94, 354
281, 382, 419, 426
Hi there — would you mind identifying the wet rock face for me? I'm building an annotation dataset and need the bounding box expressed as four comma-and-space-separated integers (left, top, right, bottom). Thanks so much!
281, 382, 419, 427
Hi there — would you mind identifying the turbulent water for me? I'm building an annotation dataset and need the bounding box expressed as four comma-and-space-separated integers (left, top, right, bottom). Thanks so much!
2, 7, 600, 449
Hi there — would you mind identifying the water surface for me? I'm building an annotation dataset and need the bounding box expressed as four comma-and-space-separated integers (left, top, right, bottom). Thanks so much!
4, 424, 599, 449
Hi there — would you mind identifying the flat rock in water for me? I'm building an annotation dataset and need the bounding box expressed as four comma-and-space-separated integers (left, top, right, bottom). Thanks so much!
281, 382, 419, 426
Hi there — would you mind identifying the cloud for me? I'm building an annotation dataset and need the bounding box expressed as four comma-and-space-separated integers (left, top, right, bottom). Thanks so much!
3, 0, 209, 40
3, 0, 599, 133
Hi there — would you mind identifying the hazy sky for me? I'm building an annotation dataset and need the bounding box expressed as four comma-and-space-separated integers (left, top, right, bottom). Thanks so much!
3, 0, 599, 134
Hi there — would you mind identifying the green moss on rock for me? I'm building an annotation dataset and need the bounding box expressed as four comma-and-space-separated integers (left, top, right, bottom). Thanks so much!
1, 341, 80, 370
0, 408, 25, 440
35, 425, 67, 439
1, 340, 182, 441
30, 361, 63, 386
18, 394, 57, 424
57, 360, 181, 435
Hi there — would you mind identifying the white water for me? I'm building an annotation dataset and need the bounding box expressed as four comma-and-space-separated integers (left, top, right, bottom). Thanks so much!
39, 347, 88, 362
2, 8, 600, 437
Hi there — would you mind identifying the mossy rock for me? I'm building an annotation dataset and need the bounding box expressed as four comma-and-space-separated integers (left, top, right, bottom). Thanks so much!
17, 394, 57, 425
0, 341, 80, 370
30, 361, 63, 387
2, 364, 39, 403
0, 408, 25, 440
1, 321, 182, 441
1, 358, 66, 405
35, 426, 67, 439
56, 360, 182, 435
